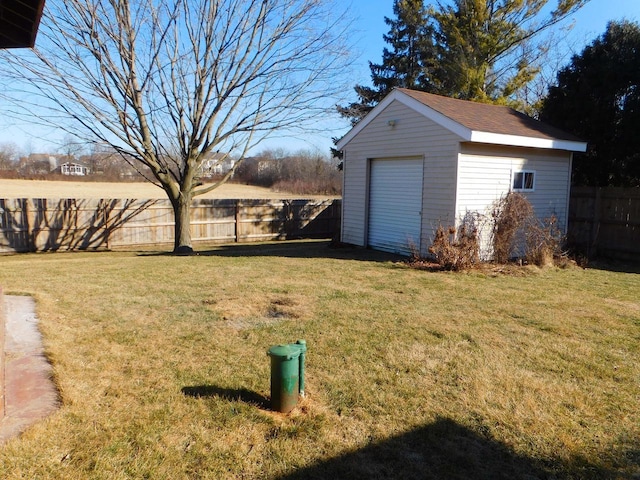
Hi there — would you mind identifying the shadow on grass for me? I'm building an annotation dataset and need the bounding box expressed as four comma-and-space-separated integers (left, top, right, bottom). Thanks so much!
585, 258, 640, 274
140, 240, 406, 263
181, 385, 269, 409
273, 417, 622, 480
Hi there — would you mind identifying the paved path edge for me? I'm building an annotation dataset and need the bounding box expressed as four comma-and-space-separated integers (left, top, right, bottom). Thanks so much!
0, 292, 59, 445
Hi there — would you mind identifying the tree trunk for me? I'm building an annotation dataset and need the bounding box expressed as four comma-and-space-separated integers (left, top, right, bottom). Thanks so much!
172, 196, 193, 254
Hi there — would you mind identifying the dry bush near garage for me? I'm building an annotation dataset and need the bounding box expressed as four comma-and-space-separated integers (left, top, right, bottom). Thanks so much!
427, 224, 480, 271
524, 214, 564, 267
491, 192, 535, 263
491, 192, 564, 266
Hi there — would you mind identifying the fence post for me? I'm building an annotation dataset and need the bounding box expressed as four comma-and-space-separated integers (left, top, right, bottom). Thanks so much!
103, 200, 110, 250
235, 200, 240, 243
588, 187, 602, 258
25, 199, 35, 252
284, 200, 292, 239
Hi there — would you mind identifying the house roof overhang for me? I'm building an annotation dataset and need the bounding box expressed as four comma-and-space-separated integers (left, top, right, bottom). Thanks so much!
0, 0, 46, 49
336, 89, 587, 153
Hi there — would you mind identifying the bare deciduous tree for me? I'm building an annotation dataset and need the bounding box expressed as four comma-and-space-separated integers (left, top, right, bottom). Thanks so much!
0, 142, 19, 170
1, 0, 352, 252
58, 134, 86, 163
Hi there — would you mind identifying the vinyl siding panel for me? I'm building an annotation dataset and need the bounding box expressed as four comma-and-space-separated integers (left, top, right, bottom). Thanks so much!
341, 149, 368, 245
456, 153, 512, 257
457, 144, 572, 257
341, 101, 460, 252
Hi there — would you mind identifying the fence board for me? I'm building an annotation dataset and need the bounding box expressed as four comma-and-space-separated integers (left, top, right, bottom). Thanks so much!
568, 187, 640, 261
0, 198, 340, 253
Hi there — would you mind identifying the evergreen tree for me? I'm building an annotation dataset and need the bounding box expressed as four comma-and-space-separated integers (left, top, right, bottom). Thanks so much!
338, 0, 589, 127
337, 0, 435, 125
540, 21, 640, 187
433, 0, 588, 109
433, 0, 537, 104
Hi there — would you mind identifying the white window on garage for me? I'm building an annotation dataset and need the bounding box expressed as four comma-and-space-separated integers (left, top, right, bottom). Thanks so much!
512, 170, 535, 191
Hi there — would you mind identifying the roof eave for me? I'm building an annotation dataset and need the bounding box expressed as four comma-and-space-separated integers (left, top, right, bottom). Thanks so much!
0, 0, 46, 49
336, 89, 588, 153
468, 131, 587, 152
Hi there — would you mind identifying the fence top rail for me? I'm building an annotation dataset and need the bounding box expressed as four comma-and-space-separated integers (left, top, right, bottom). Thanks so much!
571, 186, 640, 198
0, 197, 339, 204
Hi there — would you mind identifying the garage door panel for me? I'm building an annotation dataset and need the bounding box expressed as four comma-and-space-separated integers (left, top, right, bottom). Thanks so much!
368, 158, 423, 255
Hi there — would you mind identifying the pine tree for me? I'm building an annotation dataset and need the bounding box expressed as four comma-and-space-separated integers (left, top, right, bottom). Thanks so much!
433, 0, 589, 108
337, 0, 435, 125
540, 21, 640, 187
337, 0, 590, 128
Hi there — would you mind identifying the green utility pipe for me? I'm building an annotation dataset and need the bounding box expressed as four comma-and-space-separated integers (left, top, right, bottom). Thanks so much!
268, 343, 300, 413
296, 339, 307, 397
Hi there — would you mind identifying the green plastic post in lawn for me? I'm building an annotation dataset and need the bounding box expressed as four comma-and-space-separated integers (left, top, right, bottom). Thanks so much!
296, 339, 307, 397
267, 343, 301, 413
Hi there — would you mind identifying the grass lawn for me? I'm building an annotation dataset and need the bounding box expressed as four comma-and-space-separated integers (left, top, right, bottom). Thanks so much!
0, 241, 638, 479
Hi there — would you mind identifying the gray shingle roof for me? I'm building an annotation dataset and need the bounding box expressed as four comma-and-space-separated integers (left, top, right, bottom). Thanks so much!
397, 88, 583, 143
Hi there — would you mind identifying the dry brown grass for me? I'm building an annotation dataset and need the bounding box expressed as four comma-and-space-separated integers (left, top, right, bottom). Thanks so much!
0, 241, 638, 479
0, 179, 339, 200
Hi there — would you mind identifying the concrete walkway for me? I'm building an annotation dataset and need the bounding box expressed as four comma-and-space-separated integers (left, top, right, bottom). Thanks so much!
1, 291, 59, 444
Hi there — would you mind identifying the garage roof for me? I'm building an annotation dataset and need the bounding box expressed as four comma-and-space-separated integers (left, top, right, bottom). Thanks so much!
0, 0, 46, 48
337, 88, 587, 153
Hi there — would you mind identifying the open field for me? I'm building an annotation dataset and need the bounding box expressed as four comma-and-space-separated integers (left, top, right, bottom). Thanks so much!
0, 179, 338, 200
0, 241, 638, 479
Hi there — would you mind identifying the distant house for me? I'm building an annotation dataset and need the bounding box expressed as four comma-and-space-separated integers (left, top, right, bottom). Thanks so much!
55, 162, 90, 176
200, 153, 236, 177
19, 153, 57, 175
336, 88, 587, 257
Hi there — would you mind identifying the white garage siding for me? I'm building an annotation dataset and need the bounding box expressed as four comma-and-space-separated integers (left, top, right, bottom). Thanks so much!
340, 100, 459, 250
368, 158, 423, 255
457, 145, 573, 257
338, 89, 584, 259
340, 149, 369, 246
456, 152, 512, 258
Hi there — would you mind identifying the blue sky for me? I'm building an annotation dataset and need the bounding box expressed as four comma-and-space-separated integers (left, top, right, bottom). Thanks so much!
1, 0, 639, 157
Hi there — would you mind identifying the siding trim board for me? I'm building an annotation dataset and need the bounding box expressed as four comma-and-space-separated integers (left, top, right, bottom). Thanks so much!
469, 131, 585, 152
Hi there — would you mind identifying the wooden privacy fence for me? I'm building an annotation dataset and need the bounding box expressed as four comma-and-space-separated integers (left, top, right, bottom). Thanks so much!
0, 198, 341, 252
568, 187, 640, 261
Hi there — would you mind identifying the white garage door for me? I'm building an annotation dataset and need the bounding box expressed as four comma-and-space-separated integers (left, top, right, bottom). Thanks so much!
368, 158, 423, 255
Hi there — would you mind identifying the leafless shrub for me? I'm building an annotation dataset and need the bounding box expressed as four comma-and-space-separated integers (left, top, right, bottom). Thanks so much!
491, 192, 564, 266
272, 178, 341, 196
234, 149, 342, 195
491, 192, 534, 263
0, 170, 20, 179
428, 224, 480, 271
525, 215, 564, 267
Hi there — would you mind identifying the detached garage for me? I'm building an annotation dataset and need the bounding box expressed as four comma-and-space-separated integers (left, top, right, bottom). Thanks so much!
336, 88, 587, 256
